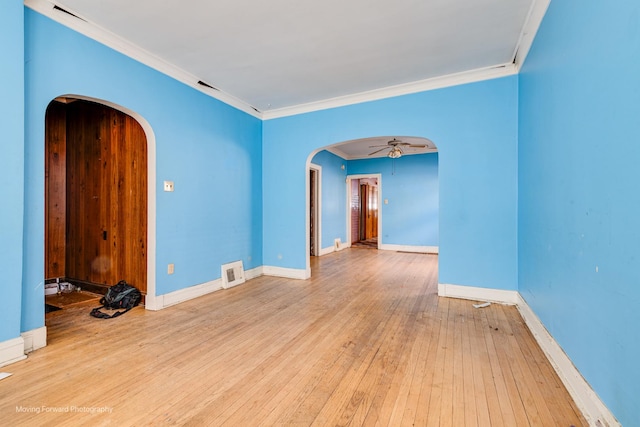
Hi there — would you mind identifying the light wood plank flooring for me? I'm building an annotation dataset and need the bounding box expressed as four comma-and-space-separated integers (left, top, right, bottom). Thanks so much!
0, 249, 586, 426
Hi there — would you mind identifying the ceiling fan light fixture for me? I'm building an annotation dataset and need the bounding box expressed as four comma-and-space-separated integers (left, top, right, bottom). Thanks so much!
388, 146, 403, 159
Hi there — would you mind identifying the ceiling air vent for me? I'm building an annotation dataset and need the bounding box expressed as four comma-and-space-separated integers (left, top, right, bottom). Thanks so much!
53, 5, 87, 22
197, 80, 219, 91
221, 261, 245, 289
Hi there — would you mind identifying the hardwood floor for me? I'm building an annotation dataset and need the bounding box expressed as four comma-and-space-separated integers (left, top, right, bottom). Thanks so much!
0, 249, 586, 426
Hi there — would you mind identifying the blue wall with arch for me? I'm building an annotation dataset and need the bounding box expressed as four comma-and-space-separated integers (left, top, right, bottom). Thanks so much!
21, 10, 263, 332
310, 150, 348, 250
310, 150, 439, 252
264, 76, 518, 289
349, 153, 439, 247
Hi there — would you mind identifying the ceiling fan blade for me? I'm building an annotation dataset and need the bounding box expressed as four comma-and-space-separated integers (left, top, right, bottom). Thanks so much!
368, 147, 389, 156
369, 144, 389, 148
408, 144, 427, 148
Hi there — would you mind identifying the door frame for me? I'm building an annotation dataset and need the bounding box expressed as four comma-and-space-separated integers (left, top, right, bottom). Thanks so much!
346, 174, 382, 248
46, 94, 158, 310
309, 163, 322, 257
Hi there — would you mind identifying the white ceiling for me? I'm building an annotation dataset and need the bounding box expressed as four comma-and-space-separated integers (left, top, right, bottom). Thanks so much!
28, 0, 548, 159
37, 0, 545, 116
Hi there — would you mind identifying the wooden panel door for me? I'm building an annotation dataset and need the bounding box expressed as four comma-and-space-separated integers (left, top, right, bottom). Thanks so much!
359, 184, 368, 241
368, 185, 378, 239
365, 185, 378, 240
65, 101, 106, 285
56, 100, 147, 292
115, 112, 147, 292
45, 102, 67, 279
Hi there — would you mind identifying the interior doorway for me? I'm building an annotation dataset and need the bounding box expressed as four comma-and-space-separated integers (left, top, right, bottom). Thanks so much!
348, 175, 381, 249
45, 98, 148, 309
309, 166, 320, 256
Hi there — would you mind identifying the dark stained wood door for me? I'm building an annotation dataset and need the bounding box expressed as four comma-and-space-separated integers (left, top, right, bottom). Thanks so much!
45, 99, 147, 293
359, 184, 378, 241
45, 102, 67, 279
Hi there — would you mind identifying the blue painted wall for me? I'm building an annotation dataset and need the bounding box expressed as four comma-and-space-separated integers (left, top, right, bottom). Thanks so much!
310, 150, 439, 250
310, 150, 347, 250
349, 154, 439, 247
264, 77, 518, 290
0, 0, 24, 342
519, 1, 640, 424
5, 5, 631, 422
21, 10, 263, 333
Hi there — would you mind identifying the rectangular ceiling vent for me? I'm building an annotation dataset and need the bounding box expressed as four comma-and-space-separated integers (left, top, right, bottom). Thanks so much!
221, 261, 245, 289
53, 5, 87, 22
197, 80, 219, 91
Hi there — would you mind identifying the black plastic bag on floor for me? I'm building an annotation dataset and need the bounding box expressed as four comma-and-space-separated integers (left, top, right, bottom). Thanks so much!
90, 280, 141, 319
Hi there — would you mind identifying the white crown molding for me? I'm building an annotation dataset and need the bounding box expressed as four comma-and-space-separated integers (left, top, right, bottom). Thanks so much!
263, 64, 518, 120
516, 294, 620, 427
24, 0, 261, 119
513, 0, 552, 70
25, 0, 547, 122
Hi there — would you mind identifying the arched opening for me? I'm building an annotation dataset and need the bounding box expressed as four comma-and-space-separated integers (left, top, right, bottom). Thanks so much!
44, 95, 158, 317
305, 136, 439, 276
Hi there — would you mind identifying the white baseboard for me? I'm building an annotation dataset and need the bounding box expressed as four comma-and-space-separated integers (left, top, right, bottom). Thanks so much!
516, 295, 620, 427
319, 246, 334, 256
21, 326, 47, 353
262, 266, 310, 280
439, 283, 618, 426
244, 266, 262, 280
156, 278, 224, 309
380, 244, 439, 254
437, 283, 519, 305
0, 337, 27, 368
319, 242, 350, 256
147, 266, 265, 311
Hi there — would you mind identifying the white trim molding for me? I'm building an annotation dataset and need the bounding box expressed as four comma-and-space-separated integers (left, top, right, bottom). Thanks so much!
0, 337, 27, 368
513, 0, 552, 71
516, 295, 620, 427
380, 244, 438, 254
438, 283, 520, 305
262, 266, 310, 280
244, 266, 263, 281
154, 279, 224, 310
25, 0, 548, 121
21, 326, 47, 353
145, 266, 264, 310
264, 64, 518, 120
24, 0, 261, 118
439, 284, 619, 426
319, 240, 350, 256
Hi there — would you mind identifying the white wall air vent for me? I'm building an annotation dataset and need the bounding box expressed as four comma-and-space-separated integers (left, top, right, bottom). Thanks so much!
221, 261, 245, 289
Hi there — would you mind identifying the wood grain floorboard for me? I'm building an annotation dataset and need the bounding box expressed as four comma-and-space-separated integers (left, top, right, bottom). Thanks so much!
0, 249, 586, 426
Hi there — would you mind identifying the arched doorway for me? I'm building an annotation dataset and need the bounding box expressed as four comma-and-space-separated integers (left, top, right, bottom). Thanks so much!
305, 136, 439, 276
45, 97, 149, 308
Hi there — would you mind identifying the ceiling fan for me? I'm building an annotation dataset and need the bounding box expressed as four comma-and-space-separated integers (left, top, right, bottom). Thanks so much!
368, 138, 428, 159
